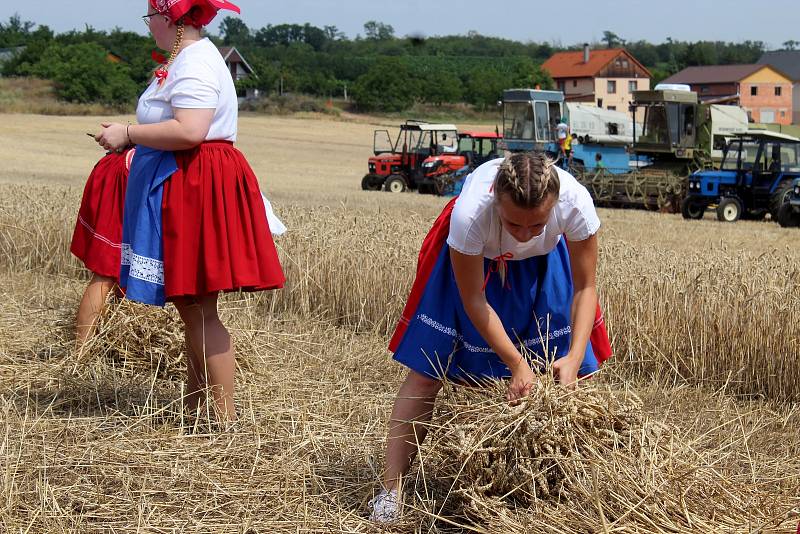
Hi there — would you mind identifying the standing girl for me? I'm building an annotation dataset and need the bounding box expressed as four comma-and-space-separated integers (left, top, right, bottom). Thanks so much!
94, 0, 285, 422
71, 147, 135, 348
370, 152, 612, 522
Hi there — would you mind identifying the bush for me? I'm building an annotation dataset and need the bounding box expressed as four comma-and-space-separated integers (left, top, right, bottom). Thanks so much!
30, 42, 138, 105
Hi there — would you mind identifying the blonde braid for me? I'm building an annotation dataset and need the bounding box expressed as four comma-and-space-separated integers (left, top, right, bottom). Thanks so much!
494, 152, 560, 209
165, 21, 185, 70
154, 21, 184, 86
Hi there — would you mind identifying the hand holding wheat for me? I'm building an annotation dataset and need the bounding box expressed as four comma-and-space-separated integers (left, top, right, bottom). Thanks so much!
507, 360, 536, 401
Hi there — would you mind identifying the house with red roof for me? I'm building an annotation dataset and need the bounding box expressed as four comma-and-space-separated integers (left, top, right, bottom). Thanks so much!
542, 45, 651, 114
662, 64, 793, 125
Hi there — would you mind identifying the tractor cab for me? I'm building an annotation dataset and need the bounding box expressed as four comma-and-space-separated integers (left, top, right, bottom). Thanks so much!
362, 121, 459, 193
683, 131, 800, 222
417, 132, 502, 195
502, 89, 564, 152
631, 89, 699, 160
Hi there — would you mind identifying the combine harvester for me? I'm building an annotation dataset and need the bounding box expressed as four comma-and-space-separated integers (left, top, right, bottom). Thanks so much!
500, 85, 749, 211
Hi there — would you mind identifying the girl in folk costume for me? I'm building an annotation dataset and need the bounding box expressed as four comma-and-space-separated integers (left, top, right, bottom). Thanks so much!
71, 144, 136, 347
94, 0, 285, 422
369, 152, 613, 522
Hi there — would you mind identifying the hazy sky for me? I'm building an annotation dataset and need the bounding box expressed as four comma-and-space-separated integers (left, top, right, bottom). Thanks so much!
2, 0, 798, 49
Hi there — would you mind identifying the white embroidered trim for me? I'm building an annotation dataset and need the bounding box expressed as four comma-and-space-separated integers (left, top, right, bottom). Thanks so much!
121, 244, 164, 286
78, 215, 122, 249
415, 313, 570, 354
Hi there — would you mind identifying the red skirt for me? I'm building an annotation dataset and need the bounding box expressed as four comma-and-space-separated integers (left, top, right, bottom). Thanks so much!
161, 142, 285, 299
70, 149, 134, 281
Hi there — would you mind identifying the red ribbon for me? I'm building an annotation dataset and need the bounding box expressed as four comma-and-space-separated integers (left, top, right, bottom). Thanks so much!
482, 252, 514, 291
151, 50, 168, 85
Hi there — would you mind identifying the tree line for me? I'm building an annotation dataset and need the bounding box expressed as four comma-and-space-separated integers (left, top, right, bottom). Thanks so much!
0, 14, 782, 112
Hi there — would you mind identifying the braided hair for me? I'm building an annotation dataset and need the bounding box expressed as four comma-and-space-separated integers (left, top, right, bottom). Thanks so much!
493, 152, 560, 209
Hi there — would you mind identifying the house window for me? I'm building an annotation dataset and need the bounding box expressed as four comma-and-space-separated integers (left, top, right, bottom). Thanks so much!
597, 98, 604, 107
622, 59, 629, 69
700, 85, 710, 94
607, 80, 617, 94
608, 106, 617, 111
573, 80, 578, 88
628, 80, 637, 92
751, 86, 758, 96
775, 86, 782, 96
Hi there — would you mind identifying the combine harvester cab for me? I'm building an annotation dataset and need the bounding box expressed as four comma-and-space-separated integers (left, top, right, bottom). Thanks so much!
361, 121, 459, 193
683, 131, 800, 222
502, 89, 565, 152
417, 131, 502, 196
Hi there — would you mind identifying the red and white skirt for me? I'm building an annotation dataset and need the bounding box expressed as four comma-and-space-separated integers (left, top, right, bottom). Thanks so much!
161, 141, 285, 299
70, 149, 135, 281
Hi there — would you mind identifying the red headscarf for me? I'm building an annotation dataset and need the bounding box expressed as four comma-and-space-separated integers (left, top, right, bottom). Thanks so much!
149, 0, 241, 27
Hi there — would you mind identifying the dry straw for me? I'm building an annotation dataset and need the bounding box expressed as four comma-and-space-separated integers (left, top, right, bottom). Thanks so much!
410, 376, 799, 532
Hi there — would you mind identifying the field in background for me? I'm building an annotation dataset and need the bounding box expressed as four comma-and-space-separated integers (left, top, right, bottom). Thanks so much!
0, 114, 798, 532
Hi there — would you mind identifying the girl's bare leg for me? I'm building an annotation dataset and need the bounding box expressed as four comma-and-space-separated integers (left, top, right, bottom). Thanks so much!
382, 370, 442, 491
174, 293, 236, 422
75, 274, 116, 349
183, 332, 207, 416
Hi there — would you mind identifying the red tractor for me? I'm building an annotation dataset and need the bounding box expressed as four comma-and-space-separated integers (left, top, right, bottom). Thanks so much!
361, 121, 459, 193
416, 131, 503, 195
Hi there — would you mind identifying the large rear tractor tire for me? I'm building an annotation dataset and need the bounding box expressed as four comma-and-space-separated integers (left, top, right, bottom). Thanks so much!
716, 197, 743, 223
769, 179, 793, 220
361, 174, 382, 191
680, 197, 706, 220
383, 174, 407, 193
777, 203, 800, 228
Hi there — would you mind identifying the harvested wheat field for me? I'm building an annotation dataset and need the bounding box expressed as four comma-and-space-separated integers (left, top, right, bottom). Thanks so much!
0, 113, 799, 533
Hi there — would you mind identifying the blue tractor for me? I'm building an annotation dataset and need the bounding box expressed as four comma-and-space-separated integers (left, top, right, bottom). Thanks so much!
777, 177, 800, 227
682, 131, 800, 222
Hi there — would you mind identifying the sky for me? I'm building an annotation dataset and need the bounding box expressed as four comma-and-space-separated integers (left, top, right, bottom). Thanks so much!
1, 0, 798, 49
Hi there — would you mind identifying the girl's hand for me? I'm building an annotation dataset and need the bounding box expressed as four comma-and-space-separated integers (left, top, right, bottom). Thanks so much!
95, 122, 128, 152
552, 352, 582, 387
507, 361, 536, 402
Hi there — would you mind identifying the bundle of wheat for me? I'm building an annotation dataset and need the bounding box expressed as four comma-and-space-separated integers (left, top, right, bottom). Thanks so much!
70, 298, 187, 380
421, 376, 796, 532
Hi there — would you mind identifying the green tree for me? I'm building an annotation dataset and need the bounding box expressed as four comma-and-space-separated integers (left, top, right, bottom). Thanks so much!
351, 57, 414, 112
31, 42, 138, 105
602, 30, 621, 48
218, 16, 251, 48
418, 68, 462, 105
363, 21, 394, 41
783, 40, 799, 50
0, 14, 35, 47
464, 66, 506, 110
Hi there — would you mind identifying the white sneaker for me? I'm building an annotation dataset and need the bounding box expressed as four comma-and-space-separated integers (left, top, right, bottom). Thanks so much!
368, 488, 400, 523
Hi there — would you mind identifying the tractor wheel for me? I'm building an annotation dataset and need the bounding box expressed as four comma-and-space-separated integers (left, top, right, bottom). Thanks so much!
769, 179, 793, 220
777, 203, 800, 228
361, 174, 382, 191
680, 197, 705, 220
383, 174, 407, 193
716, 197, 742, 223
